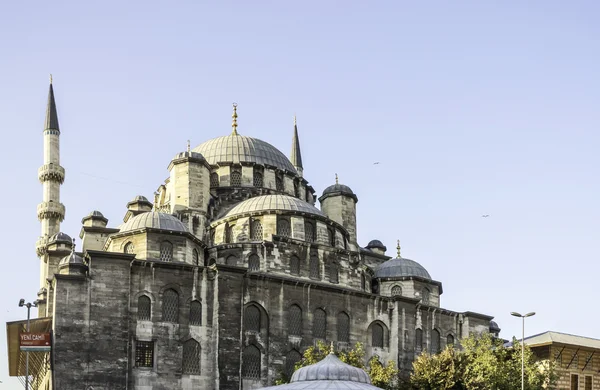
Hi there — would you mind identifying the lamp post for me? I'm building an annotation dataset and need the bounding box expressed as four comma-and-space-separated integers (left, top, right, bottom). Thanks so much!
19, 299, 38, 390
511, 311, 536, 390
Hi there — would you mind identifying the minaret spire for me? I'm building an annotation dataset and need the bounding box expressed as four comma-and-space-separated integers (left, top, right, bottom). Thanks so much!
290, 115, 303, 177
45, 75, 60, 131
231, 103, 239, 135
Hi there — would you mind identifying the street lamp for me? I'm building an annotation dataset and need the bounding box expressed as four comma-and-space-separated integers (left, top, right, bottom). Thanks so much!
19, 299, 38, 390
511, 311, 536, 390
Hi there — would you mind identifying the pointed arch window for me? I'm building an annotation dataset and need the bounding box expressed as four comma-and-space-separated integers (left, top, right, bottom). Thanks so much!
189, 300, 202, 326
210, 172, 219, 188
447, 334, 455, 347
304, 220, 316, 242
431, 329, 441, 354
416, 328, 423, 352
248, 254, 260, 271
250, 218, 263, 241
313, 308, 327, 339
160, 241, 173, 262
124, 242, 134, 254
329, 262, 339, 284
162, 289, 179, 323
290, 255, 300, 276
137, 295, 151, 321
242, 345, 261, 379
244, 305, 261, 332
288, 304, 302, 336
391, 285, 402, 297
277, 218, 291, 237
285, 349, 302, 379
253, 171, 263, 187
372, 323, 384, 348
309, 254, 320, 280
276, 174, 284, 191
182, 339, 201, 374
226, 255, 238, 266
337, 312, 350, 342
327, 228, 335, 247
192, 249, 199, 265
231, 170, 242, 186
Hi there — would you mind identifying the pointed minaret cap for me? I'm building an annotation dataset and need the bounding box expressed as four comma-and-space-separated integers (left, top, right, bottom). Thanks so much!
45, 75, 60, 131
290, 114, 303, 176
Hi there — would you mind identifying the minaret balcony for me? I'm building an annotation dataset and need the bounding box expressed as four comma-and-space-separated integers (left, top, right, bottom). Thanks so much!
37, 202, 65, 221
35, 236, 49, 257
38, 164, 65, 184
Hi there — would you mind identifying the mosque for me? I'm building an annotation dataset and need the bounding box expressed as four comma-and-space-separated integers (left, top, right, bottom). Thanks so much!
22, 81, 499, 389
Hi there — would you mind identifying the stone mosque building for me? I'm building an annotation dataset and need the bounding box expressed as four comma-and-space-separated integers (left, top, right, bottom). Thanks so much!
25, 81, 499, 389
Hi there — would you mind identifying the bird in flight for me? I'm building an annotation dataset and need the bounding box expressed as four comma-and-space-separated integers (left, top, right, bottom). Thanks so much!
481, 215, 490, 218
373, 162, 380, 165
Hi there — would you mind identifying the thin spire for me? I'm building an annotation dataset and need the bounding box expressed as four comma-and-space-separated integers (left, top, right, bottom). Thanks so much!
290, 114, 303, 174
396, 240, 401, 258
335, 173, 339, 185
187, 140, 191, 153
44, 78, 60, 131
329, 341, 335, 355
231, 103, 238, 135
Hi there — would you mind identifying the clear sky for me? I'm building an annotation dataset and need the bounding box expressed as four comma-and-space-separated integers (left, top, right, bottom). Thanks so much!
1, 0, 599, 387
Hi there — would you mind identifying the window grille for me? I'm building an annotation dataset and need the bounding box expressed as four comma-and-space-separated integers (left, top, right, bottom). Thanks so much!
245, 305, 261, 332
289, 305, 302, 336
337, 312, 350, 342
304, 221, 316, 242
210, 172, 219, 188
189, 300, 202, 326
585, 376, 592, 390
421, 289, 430, 304
431, 329, 441, 354
290, 256, 300, 275
138, 296, 151, 321
309, 255, 320, 279
250, 219, 263, 241
192, 249, 199, 265
361, 274, 366, 291
329, 262, 339, 283
124, 242, 134, 254
162, 289, 179, 323
242, 345, 261, 379
313, 309, 327, 339
391, 285, 402, 297
160, 241, 173, 262
226, 255, 238, 266
447, 334, 454, 347
225, 224, 233, 243
248, 254, 260, 271
285, 349, 302, 379
231, 170, 242, 186
135, 340, 154, 368
571, 374, 579, 390
253, 171, 263, 187
372, 323, 384, 348
276, 175, 284, 191
277, 218, 291, 237
416, 329, 423, 352
182, 339, 201, 375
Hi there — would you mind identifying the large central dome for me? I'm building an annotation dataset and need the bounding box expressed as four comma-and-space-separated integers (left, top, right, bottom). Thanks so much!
193, 134, 297, 173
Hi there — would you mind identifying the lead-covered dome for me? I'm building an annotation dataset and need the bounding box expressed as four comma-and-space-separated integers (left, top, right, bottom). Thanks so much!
193, 134, 297, 173
49, 232, 72, 244
119, 212, 188, 233
375, 257, 431, 280
366, 239, 386, 251
221, 194, 325, 219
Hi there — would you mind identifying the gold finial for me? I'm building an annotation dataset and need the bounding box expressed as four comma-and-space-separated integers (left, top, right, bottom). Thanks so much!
335, 173, 339, 185
329, 341, 335, 355
49, 74, 53, 84
231, 103, 238, 135
187, 140, 191, 153
396, 240, 401, 258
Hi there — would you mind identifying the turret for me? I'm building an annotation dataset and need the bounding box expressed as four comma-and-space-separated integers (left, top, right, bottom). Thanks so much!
79, 211, 119, 251
318, 175, 358, 247
290, 115, 303, 177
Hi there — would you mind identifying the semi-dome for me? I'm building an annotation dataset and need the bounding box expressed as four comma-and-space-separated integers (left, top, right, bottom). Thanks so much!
119, 212, 188, 233
193, 134, 297, 173
49, 232, 72, 244
366, 239, 386, 251
221, 194, 325, 220
375, 257, 432, 280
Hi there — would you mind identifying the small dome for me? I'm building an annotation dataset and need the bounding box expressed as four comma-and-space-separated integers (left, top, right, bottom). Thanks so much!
319, 183, 358, 203
88, 210, 104, 218
366, 240, 386, 251
490, 321, 501, 332
221, 194, 325, 220
291, 353, 371, 384
49, 232, 72, 244
59, 251, 84, 266
375, 257, 432, 280
119, 212, 188, 233
81, 210, 108, 224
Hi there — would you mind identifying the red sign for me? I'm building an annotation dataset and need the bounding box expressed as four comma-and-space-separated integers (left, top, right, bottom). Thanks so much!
19, 332, 51, 351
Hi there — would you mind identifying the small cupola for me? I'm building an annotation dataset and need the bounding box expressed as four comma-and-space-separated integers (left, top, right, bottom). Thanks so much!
81, 210, 108, 228
123, 195, 153, 222
366, 239, 387, 255
58, 239, 87, 276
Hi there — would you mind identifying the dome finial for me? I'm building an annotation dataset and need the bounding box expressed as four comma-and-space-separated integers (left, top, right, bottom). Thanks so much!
231, 103, 238, 135
49, 74, 53, 84
335, 173, 339, 185
329, 341, 335, 355
294, 113, 297, 126
187, 140, 190, 153
396, 239, 401, 258
71, 237, 76, 253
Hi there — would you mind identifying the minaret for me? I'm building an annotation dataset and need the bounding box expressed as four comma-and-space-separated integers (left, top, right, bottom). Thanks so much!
290, 115, 303, 177
37, 76, 66, 249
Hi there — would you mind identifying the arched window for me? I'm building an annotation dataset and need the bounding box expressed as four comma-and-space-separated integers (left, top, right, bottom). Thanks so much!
329, 262, 339, 283
372, 323, 384, 348
189, 300, 202, 326
225, 223, 233, 243
192, 249, 199, 265
124, 242, 134, 254
210, 172, 219, 188
391, 285, 402, 297
421, 288, 430, 304
276, 174, 284, 191
182, 339, 201, 375
447, 334, 455, 348
137, 295, 151, 321
253, 171, 263, 187
277, 218, 291, 237
290, 255, 300, 276
162, 289, 179, 323
337, 312, 350, 342
250, 219, 263, 241
244, 305, 261, 332
230, 170, 242, 186
361, 274, 366, 291
431, 329, 441, 354
160, 241, 173, 262
313, 308, 327, 339
226, 255, 238, 266
285, 349, 302, 379
288, 304, 302, 336
327, 228, 335, 247
242, 345, 261, 379
415, 328, 423, 352
309, 254, 320, 279
304, 221, 316, 242
248, 254, 260, 271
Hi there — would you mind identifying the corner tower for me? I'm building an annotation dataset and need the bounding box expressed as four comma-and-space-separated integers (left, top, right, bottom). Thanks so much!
319, 175, 358, 247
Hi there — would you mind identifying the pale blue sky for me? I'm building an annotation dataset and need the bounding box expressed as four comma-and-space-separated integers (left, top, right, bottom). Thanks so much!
1, 1, 599, 387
